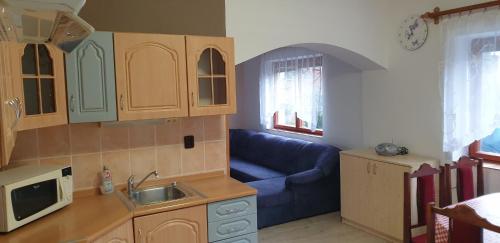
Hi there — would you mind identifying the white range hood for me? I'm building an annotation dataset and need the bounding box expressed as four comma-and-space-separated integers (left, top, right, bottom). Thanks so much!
0, 0, 94, 53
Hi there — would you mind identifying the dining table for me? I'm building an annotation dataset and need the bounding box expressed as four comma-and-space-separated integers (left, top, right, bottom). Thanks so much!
435, 193, 500, 243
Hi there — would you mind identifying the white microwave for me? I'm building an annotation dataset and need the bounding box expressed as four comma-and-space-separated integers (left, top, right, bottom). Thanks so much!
0, 164, 73, 232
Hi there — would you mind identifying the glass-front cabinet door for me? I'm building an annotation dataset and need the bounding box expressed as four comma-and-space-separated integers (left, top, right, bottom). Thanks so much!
10, 43, 67, 130
186, 36, 236, 116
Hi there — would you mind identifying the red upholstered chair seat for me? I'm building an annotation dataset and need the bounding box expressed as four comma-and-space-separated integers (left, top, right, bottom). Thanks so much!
411, 233, 427, 243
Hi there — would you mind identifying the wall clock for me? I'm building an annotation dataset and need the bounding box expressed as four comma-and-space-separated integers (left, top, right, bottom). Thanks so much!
398, 15, 428, 51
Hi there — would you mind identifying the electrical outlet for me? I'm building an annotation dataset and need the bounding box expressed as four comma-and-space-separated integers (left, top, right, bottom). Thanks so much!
184, 135, 194, 149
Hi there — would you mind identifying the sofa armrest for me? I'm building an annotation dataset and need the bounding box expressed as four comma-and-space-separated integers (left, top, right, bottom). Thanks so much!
285, 168, 324, 187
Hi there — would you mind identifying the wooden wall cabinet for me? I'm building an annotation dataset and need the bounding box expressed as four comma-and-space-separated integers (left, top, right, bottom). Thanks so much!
10, 43, 67, 130
66, 31, 117, 123
114, 32, 189, 121
92, 220, 134, 243
186, 36, 236, 117
134, 205, 207, 243
0, 42, 19, 168
340, 149, 438, 242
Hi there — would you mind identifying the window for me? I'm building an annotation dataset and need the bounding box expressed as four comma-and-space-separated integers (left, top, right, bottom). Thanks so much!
466, 37, 500, 163
264, 54, 323, 136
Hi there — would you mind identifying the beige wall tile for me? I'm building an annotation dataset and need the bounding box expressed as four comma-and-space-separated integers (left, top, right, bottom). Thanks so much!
102, 151, 131, 186
101, 126, 129, 151
10, 118, 216, 190
182, 142, 205, 174
182, 117, 204, 142
130, 124, 155, 148
204, 115, 226, 141
11, 129, 39, 160
70, 123, 101, 154
130, 148, 157, 183
40, 156, 71, 166
38, 125, 70, 157
156, 119, 182, 146
72, 153, 102, 190
157, 145, 181, 177
204, 141, 226, 171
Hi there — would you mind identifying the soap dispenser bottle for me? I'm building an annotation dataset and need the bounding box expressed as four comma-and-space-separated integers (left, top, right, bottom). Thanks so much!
100, 166, 114, 194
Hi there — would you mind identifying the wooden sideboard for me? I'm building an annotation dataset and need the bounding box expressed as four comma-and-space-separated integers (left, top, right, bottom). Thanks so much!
340, 148, 438, 242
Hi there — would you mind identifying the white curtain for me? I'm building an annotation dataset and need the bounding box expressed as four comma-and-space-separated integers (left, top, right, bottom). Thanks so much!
259, 48, 323, 130
442, 9, 500, 158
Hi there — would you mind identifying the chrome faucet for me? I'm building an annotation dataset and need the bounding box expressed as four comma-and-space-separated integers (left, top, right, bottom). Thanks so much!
128, 170, 159, 197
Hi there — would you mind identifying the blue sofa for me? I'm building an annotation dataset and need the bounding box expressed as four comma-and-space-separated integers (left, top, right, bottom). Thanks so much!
229, 129, 341, 228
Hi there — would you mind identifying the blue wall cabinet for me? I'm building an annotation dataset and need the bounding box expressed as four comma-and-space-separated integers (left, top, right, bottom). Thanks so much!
65, 32, 117, 123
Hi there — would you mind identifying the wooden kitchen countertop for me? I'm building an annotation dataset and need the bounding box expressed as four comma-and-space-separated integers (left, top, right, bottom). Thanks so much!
0, 173, 257, 243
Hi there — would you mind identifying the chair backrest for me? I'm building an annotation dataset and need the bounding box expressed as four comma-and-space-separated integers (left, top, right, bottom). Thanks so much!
427, 203, 500, 243
440, 156, 484, 206
403, 163, 441, 243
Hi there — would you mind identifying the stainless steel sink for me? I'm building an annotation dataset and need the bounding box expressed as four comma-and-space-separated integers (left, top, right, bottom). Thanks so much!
129, 183, 189, 206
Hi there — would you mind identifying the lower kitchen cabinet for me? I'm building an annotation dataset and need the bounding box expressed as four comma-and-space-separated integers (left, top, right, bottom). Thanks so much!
212, 232, 258, 243
134, 205, 208, 243
93, 220, 134, 243
208, 196, 258, 243
340, 149, 438, 242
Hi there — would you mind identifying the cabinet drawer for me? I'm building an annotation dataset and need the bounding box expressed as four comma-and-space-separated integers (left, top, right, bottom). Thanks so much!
208, 213, 257, 242
208, 196, 256, 222
213, 232, 258, 243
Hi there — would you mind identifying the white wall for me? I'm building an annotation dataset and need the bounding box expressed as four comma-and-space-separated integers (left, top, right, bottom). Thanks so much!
225, 0, 390, 69
361, 0, 490, 160
226, 0, 500, 193
229, 47, 364, 149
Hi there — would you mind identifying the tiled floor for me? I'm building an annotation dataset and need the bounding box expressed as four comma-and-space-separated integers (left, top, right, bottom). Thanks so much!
258, 212, 386, 243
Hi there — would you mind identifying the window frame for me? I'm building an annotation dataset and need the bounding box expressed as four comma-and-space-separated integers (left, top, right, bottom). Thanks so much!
469, 140, 500, 163
273, 111, 323, 136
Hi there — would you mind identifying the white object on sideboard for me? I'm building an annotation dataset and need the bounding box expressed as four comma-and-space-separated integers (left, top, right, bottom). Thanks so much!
340, 148, 438, 242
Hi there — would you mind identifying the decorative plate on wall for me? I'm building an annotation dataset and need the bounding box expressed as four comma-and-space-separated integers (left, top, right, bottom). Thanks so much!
398, 15, 428, 51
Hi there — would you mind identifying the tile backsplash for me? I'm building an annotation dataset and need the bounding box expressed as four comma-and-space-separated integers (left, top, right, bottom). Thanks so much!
9, 116, 227, 191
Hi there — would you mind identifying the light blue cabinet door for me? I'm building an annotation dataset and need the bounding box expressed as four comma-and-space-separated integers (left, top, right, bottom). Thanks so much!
65, 32, 117, 123
208, 214, 258, 242
214, 233, 258, 243
208, 196, 257, 222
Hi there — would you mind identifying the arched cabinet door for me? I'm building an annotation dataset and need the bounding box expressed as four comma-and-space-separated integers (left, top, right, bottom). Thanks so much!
65, 32, 117, 123
186, 36, 236, 117
9, 43, 67, 130
92, 220, 134, 243
134, 205, 208, 243
114, 33, 189, 121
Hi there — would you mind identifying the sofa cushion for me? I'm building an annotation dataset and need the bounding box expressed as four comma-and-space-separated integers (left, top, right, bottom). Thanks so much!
230, 157, 286, 182
247, 177, 292, 208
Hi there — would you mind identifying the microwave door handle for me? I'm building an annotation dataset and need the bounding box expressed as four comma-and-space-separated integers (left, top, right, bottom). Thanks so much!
59, 179, 64, 201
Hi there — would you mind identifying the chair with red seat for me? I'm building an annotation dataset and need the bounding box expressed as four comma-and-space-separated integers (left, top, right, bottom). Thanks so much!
440, 156, 484, 207
404, 163, 441, 243
426, 203, 500, 243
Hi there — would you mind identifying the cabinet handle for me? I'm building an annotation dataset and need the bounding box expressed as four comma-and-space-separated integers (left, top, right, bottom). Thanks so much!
120, 94, 124, 111
138, 229, 142, 242
16, 98, 22, 122
191, 92, 194, 107
366, 162, 371, 174
70, 95, 75, 112
373, 163, 377, 175
5, 97, 22, 129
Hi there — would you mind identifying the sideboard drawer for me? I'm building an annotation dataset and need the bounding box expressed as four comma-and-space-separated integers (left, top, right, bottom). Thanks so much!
208, 213, 257, 242
213, 232, 258, 243
208, 196, 257, 222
